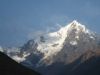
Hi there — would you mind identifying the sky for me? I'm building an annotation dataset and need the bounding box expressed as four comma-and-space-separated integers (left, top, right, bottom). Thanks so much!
0, 0, 100, 47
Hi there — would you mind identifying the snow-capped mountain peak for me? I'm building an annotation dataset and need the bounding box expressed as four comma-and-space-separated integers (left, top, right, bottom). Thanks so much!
63, 20, 91, 36
47, 20, 90, 42
67, 20, 86, 31
37, 20, 94, 53
1, 20, 99, 67
34, 20, 98, 66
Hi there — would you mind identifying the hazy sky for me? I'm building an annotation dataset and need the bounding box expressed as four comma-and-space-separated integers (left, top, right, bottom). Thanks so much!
0, 0, 100, 47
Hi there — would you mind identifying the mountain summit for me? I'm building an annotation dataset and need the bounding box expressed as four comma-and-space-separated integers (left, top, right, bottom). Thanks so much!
34, 20, 98, 66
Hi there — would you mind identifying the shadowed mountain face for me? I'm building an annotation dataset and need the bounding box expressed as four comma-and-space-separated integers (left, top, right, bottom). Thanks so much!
0, 52, 40, 75
69, 50, 100, 75
36, 50, 100, 75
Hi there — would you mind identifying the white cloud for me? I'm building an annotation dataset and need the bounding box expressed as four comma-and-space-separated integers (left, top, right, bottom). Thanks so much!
27, 15, 72, 40
28, 30, 46, 39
